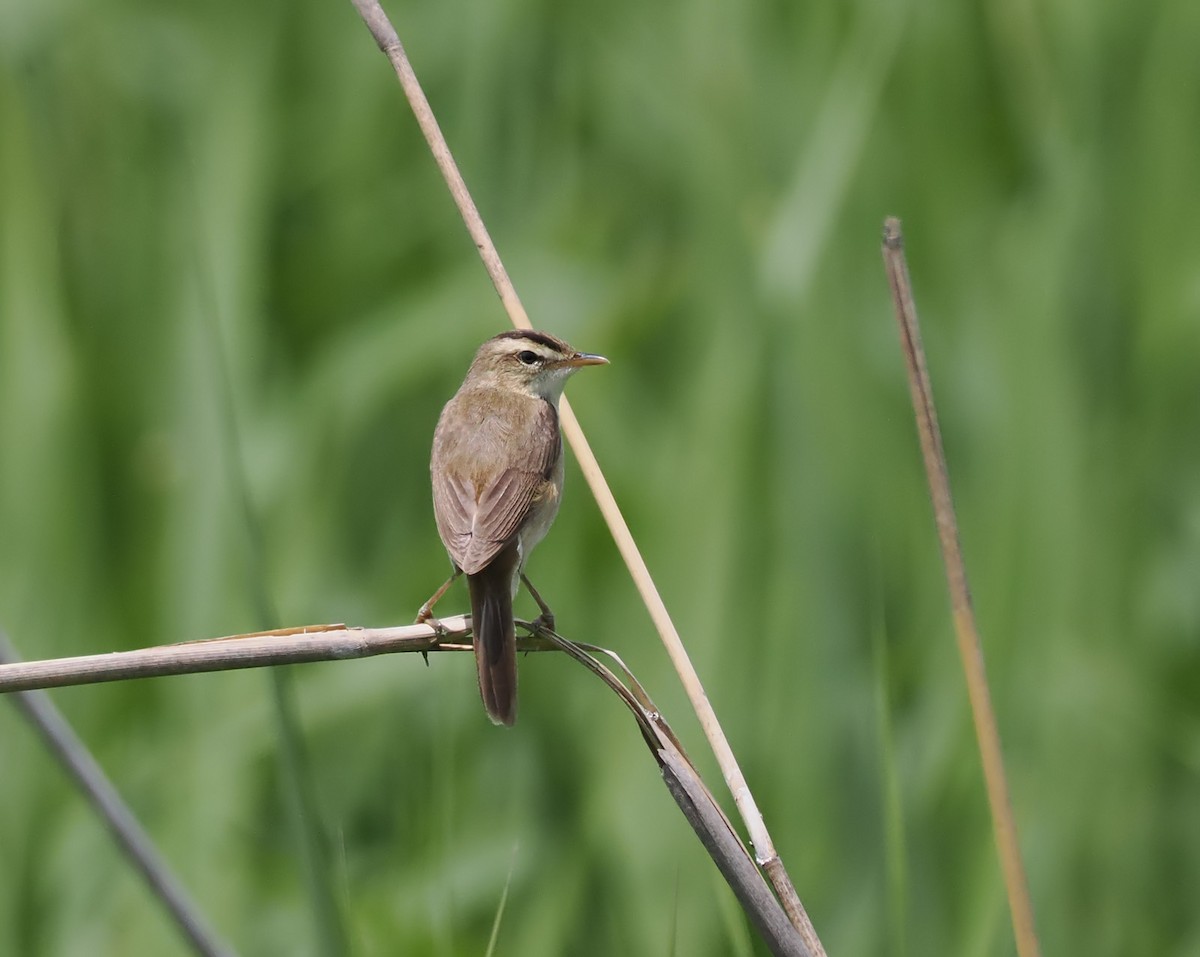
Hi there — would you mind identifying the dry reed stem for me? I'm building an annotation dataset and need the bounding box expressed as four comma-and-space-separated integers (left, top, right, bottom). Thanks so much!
0, 619, 469, 693
881, 217, 1042, 957
345, 2, 819, 948
535, 624, 810, 957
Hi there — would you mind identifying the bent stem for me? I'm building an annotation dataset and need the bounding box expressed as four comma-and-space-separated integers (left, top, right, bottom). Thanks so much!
529, 623, 812, 957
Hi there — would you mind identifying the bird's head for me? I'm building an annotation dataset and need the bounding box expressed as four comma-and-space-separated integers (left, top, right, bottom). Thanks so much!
467, 330, 608, 402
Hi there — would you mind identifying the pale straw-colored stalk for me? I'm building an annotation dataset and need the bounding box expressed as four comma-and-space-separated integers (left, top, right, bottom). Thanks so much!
346, 2, 820, 949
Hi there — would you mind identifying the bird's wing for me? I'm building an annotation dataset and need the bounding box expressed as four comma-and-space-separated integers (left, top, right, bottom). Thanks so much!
431, 397, 560, 576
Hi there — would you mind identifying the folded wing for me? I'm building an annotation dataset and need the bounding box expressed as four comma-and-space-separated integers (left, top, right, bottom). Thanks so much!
431, 396, 560, 575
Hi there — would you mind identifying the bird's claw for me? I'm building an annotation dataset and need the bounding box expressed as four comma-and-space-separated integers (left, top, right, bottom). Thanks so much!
416, 612, 449, 666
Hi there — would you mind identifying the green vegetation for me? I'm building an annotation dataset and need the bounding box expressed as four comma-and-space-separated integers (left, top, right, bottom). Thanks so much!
2, 0, 1198, 953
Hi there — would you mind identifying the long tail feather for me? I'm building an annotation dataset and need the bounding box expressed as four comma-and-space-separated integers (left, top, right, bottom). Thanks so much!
467, 545, 519, 726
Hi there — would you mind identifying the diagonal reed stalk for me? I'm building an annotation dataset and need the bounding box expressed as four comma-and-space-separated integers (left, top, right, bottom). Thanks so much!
345, 1, 821, 951
881, 217, 1041, 957
0, 631, 235, 957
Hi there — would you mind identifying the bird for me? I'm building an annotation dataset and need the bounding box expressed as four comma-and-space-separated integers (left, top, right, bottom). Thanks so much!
418, 330, 607, 725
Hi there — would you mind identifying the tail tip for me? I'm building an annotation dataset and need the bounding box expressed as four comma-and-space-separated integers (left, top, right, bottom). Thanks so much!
485, 700, 517, 727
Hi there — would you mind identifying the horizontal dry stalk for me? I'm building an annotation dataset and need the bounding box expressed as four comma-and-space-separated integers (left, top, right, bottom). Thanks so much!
0, 618, 469, 693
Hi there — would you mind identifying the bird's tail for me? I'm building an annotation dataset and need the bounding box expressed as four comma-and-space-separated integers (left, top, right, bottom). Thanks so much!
467, 544, 519, 726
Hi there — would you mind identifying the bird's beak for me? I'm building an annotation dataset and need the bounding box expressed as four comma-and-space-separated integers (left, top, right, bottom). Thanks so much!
562, 352, 609, 368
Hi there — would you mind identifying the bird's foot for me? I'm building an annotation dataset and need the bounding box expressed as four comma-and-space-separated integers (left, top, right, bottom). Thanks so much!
416, 610, 449, 666
529, 611, 556, 637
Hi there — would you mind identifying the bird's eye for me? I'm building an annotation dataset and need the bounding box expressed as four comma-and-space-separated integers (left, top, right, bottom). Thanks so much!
517, 350, 539, 366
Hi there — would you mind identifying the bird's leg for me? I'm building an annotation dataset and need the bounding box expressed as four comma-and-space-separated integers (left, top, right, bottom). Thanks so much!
417, 570, 461, 625
416, 570, 461, 663
520, 573, 555, 635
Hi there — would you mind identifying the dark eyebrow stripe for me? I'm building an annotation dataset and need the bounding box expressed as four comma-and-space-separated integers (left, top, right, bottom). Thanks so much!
492, 329, 569, 352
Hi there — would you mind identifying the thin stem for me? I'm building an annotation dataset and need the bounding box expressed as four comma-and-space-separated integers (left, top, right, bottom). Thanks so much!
484, 846, 519, 957
881, 217, 1042, 957
348, 0, 530, 329
0, 632, 236, 957
345, 2, 816, 947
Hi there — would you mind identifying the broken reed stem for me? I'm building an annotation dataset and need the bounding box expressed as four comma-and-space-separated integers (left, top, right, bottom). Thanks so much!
881, 217, 1042, 957
345, 2, 817, 949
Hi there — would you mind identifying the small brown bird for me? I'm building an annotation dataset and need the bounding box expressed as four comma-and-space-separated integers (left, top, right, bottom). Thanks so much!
419, 330, 607, 725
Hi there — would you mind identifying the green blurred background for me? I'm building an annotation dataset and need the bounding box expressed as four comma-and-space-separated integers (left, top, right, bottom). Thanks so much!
1, 0, 1198, 953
